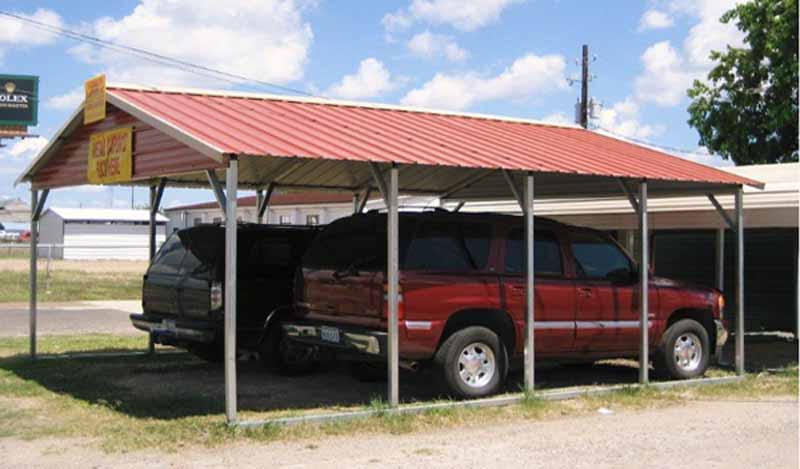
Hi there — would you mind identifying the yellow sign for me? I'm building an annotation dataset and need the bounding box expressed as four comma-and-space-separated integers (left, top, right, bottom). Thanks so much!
84, 74, 106, 125
87, 127, 133, 184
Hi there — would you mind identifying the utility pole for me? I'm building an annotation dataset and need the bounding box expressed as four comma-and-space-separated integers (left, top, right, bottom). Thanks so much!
580, 44, 589, 129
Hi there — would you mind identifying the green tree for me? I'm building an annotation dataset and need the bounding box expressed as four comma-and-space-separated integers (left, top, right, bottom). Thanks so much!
687, 0, 798, 165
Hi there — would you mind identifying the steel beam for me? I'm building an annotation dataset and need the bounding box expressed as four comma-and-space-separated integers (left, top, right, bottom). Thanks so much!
638, 180, 649, 384
257, 183, 275, 221
148, 180, 166, 261
370, 163, 389, 203
707, 194, 735, 229
453, 201, 465, 212
356, 187, 372, 213
618, 179, 640, 214
734, 187, 745, 374
386, 165, 399, 406
224, 158, 239, 423
523, 172, 535, 391
207, 170, 227, 210
502, 170, 524, 211
256, 190, 264, 224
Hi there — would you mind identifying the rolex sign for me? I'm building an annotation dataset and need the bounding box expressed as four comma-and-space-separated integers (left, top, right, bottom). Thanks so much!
0, 75, 38, 126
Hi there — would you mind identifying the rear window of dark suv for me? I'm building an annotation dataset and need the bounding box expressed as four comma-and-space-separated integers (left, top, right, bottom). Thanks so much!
302, 214, 492, 272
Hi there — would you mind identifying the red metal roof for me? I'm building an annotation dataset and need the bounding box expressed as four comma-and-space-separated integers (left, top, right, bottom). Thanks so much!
106, 85, 760, 188
167, 191, 356, 211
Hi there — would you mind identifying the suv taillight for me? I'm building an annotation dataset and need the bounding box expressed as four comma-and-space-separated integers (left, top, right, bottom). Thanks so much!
210, 281, 223, 311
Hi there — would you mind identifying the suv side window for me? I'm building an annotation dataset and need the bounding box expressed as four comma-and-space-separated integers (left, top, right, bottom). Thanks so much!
404, 221, 472, 271
462, 223, 493, 269
505, 229, 563, 276
149, 234, 185, 275
570, 231, 633, 280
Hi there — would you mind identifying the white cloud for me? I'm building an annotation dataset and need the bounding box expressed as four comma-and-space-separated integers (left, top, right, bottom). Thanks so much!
0, 8, 62, 63
594, 97, 663, 139
540, 111, 572, 125
634, 41, 695, 106
383, 0, 523, 32
638, 10, 674, 31
326, 58, 398, 100
68, 0, 313, 87
401, 53, 567, 110
407, 31, 468, 62
46, 87, 83, 110
633, 0, 744, 108
0, 137, 48, 160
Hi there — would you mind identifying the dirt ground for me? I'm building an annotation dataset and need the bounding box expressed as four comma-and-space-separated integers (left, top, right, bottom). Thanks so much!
0, 258, 149, 273
1, 397, 796, 469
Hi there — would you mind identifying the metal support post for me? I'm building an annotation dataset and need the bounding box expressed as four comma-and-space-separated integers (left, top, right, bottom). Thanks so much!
256, 190, 264, 224
29, 189, 38, 359
715, 228, 725, 291
523, 173, 535, 391
639, 180, 649, 384
357, 188, 372, 213
734, 187, 745, 374
224, 158, 239, 423
386, 165, 400, 407
502, 170, 524, 208
207, 170, 227, 210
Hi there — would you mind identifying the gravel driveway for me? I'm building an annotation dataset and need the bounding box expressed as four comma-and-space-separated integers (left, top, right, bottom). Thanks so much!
1, 397, 796, 468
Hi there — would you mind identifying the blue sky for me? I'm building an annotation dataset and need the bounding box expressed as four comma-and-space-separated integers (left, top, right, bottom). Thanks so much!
0, 0, 743, 211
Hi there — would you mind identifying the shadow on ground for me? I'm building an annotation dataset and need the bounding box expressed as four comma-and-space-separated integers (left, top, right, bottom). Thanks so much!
1, 337, 796, 421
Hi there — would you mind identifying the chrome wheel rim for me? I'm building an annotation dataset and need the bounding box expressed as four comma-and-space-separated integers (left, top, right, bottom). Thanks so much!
673, 332, 702, 372
457, 342, 496, 388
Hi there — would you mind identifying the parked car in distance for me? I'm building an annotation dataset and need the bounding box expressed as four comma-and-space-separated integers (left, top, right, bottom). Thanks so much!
281, 211, 728, 398
130, 223, 321, 362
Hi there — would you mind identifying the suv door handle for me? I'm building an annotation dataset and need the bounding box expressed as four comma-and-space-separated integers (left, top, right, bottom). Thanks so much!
578, 287, 593, 297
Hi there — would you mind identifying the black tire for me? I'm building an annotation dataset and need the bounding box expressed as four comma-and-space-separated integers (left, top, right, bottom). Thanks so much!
259, 324, 317, 375
186, 342, 223, 363
654, 319, 710, 380
434, 326, 507, 398
348, 361, 387, 382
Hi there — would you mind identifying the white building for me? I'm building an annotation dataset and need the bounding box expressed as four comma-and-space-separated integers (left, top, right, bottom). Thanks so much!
39, 208, 168, 260
164, 191, 438, 232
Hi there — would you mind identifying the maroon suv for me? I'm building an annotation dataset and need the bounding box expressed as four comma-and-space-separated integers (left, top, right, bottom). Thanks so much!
281, 212, 728, 397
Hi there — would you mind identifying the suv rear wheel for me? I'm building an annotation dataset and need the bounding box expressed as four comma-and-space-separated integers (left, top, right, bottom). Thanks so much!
260, 323, 317, 375
434, 326, 507, 398
655, 319, 710, 380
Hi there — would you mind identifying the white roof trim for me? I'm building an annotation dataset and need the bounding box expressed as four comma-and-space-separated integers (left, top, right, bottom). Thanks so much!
106, 82, 582, 130
45, 207, 169, 223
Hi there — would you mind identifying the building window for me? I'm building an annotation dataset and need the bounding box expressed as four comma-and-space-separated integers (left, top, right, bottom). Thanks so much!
213, 217, 222, 224
193, 217, 202, 226
279, 215, 292, 225
306, 214, 320, 225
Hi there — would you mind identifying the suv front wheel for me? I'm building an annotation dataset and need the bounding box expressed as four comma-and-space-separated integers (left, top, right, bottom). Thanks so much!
655, 319, 710, 380
434, 326, 507, 398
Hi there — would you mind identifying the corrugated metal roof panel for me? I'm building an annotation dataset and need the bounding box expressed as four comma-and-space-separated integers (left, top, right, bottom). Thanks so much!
47, 208, 168, 223
106, 85, 760, 188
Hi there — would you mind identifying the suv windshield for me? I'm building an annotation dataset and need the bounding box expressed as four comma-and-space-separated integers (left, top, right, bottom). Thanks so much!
570, 231, 633, 280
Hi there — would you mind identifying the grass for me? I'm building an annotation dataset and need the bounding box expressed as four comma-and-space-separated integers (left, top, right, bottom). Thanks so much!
0, 334, 796, 453
0, 270, 142, 302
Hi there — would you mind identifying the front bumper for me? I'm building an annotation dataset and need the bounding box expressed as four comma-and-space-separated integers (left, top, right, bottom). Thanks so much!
130, 313, 217, 344
282, 322, 386, 357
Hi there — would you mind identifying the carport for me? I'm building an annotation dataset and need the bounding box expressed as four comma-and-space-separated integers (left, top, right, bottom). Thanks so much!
16, 84, 762, 424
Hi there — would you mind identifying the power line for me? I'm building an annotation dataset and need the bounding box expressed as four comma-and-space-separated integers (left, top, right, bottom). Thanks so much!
0, 11, 321, 98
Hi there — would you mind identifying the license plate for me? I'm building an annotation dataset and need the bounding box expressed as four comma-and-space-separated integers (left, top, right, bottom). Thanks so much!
320, 326, 340, 343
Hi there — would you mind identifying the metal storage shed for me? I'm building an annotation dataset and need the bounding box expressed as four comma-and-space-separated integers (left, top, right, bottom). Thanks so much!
16, 84, 762, 424
38, 207, 167, 260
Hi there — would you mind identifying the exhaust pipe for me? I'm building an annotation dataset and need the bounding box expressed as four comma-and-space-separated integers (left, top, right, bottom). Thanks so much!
399, 360, 420, 372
